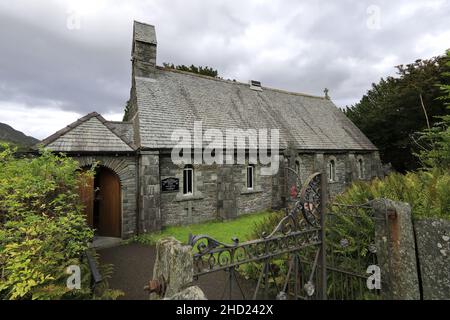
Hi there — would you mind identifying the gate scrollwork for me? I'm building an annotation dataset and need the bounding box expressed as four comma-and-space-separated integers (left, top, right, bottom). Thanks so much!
189, 171, 326, 300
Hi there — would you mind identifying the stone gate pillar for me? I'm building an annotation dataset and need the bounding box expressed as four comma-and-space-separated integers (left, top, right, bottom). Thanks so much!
147, 237, 206, 300
372, 199, 420, 299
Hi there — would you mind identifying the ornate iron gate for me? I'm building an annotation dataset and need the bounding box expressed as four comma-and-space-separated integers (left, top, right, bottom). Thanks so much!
189, 171, 384, 300
325, 202, 383, 299
189, 171, 327, 300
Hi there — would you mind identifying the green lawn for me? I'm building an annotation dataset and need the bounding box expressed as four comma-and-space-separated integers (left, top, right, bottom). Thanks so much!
131, 211, 275, 245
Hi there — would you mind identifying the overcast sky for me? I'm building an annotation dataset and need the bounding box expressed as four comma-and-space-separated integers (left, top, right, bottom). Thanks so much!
0, 0, 449, 139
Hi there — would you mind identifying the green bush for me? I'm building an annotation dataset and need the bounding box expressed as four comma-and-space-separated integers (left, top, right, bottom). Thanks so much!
335, 169, 450, 220
415, 50, 450, 171
0, 145, 121, 299
328, 169, 449, 298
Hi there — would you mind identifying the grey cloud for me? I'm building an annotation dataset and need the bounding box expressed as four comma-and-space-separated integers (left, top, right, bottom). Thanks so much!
0, 0, 449, 128
0, 5, 131, 115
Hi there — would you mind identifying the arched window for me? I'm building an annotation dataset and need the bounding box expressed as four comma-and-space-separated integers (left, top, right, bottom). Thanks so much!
183, 165, 193, 195
246, 165, 254, 190
357, 158, 364, 179
295, 160, 300, 176
328, 159, 336, 182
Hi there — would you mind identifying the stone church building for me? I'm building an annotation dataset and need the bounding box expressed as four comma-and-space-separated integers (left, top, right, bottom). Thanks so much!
39, 21, 381, 239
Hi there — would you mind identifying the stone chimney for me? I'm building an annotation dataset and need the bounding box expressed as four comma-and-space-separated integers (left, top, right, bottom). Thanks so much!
132, 21, 157, 78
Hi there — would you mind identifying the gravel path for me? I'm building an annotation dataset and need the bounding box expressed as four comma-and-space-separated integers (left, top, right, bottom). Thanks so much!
99, 243, 155, 300
98, 243, 258, 300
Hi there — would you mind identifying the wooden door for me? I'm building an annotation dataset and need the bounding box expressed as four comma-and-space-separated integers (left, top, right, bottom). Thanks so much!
78, 171, 94, 228
98, 168, 121, 237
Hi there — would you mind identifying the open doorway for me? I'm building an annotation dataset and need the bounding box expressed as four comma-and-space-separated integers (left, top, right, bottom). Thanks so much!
79, 166, 122, 238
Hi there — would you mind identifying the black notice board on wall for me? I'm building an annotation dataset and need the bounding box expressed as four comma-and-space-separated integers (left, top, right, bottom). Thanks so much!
161, 177, 179, 192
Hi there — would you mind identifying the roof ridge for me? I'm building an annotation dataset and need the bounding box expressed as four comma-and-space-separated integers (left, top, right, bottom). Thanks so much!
38, 112, 135, 150
37, 112, 99, 148
155, 66, 327, 100
95, 114, 136, 150
107, 120, 133, 124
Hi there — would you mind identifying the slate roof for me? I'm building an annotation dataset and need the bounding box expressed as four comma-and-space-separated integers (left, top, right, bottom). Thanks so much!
40, 20, 376, 153
107, 121, 136, 148
134, 68, 377, 151
39, 112, 135, 152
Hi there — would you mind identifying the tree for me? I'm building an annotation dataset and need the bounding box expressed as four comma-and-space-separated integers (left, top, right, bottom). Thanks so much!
163, 62, 219, 78
123, 99, 131, 122
345, 52, 450, 172
415, 50, 450, 170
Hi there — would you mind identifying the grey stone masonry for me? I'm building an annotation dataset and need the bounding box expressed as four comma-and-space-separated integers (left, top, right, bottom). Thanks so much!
310, 151, 380, 199
371, 151, 383, 178
160, 155, 218, 225
156, 151, 381, 227
295, 153, 315, 186
271, 154, 286, 210
139, 151, 161, 232
159, 153, 277, 226
414, 218, 450, 300
236, 163, 272, 216
276, 150, 380, 206
150, 237, 206, 300
132, 21, 157, 78
372, 199, 420, 299
325, 154, 348, 197
217, 165, 238, 220
167, 286, 207, 300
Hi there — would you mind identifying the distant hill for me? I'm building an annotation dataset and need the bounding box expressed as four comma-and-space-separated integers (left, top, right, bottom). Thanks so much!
0, 122, 39, 149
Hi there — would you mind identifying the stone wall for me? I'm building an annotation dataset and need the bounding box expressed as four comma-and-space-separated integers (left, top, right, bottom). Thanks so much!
324, 153, 347, 197
236, 163, 273, 215
216, 165, 238, 220
71, 150, 381, 237
160, 156, 218, 225
75, 155, 138, 238
153, 151, 382, 227
159, 155, 274, 226
326, 152, 380, 198
139, 151, 161, 233
283, 151, 380, 199
414, 218, 450, 300
294, 153, 315, 185
271, 155, 286, 210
